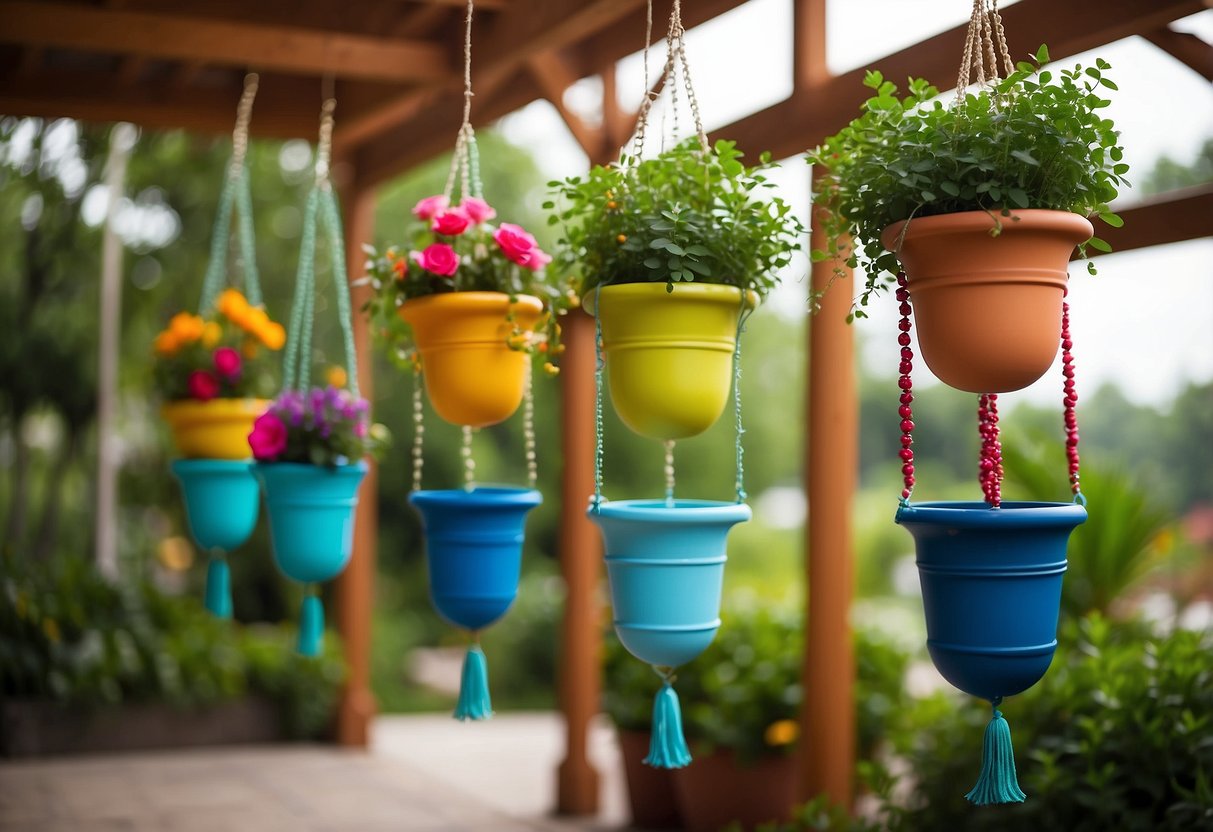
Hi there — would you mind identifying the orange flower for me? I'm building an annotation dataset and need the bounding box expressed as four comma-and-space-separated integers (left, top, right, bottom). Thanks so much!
326, 366, 348, 388
217, 289, 250, 323
260, 322, 286, 351
764, 719, 799, 747
154, 331, 179, 356
243, 306, 270, 334
169, 312, 204, 344
201, 321, 222, 348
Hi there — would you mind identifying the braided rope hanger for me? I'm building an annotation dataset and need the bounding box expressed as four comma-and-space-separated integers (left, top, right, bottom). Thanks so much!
955, 0, 1015, 100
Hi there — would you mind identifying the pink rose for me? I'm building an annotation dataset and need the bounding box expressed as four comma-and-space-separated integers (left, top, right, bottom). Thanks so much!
187, 370, 220, 401
412, 194, 449, 221
493, 223, 541, 267
248, 411, 288, 461
460, 197, 497, 224
410, 243, 459, 277
524, 247, 553, 271
431, 207, 471, 236
213, 347, 242, 380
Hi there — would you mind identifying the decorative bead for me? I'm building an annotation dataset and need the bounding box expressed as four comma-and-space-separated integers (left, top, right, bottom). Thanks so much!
898, 333, 912, 347
898, 376, 913, 390
899, 448, 914, 461
899, 405, 912, 418
900, 419, 914, 433
902, 463, 915, 476
900, 434, 913, 447
900, 391, 914, 404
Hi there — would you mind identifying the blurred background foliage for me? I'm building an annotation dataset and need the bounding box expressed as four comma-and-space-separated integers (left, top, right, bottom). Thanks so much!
1, 117, 1210, 824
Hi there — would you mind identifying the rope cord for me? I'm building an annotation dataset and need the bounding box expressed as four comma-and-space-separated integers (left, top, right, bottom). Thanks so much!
524, 360, 538, 490
732, 300, 754, 504
461, 425, 477, 490
895, 274, 916, 506
630, 0, 709, 162
442, 0, 483, 202
200, 73, 263, 311
1061, 293, 1084, 503
412, 373, 426, 492
955, 0, 1014, 101
663, 440, 676, 506
592, 285, 605, 510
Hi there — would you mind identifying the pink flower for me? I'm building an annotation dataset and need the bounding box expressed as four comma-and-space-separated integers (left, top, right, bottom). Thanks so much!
460, 197, 497, 224
248, 411, 288, 461
187, 370, 220, 401
431, 207, 471, 236
410, 243, 459, 277
412, 194, 449, 221
524, 247, 553, 271
494, 223, 542, 268
213, 347, 242, 380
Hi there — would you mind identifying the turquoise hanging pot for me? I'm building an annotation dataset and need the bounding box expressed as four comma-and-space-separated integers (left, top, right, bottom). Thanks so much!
410, 487, 543, 631
896, 501, 1086, 701
171, 459, 260, 618
256, 461, 367, 583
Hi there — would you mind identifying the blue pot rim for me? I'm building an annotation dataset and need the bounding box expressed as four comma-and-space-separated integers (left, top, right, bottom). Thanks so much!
254, 460, 369, 478
410, 486, 542, 509
588, 498, 751, 524
171, 459, 254, 475
896, 500, 1087, 529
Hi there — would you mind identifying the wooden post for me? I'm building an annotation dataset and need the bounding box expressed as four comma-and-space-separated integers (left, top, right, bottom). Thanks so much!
335, 178, 379, 747
555, 308, 602, 814
801, 204, 857, 807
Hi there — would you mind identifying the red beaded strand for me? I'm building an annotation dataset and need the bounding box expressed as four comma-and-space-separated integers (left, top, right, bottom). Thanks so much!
896, 273, 916, 502
978, 393, 1003, 507
1061, 291, 1081, 498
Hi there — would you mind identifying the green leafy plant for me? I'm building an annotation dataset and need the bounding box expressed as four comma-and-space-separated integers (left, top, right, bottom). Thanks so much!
548, 138, 805, 299
808, 45, 1129, 318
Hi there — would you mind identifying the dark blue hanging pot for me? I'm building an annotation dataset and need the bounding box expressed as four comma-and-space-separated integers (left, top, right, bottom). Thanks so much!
896, 500, 1087, 701
409, 487, 543, 631
170, 459, 260, 619
255, 461, 367, 656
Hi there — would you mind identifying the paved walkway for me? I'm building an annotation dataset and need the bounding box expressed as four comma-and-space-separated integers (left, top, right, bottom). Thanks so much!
0, 714, 631, 832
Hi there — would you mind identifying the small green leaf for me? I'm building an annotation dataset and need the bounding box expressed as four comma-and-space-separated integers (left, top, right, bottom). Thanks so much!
1087, 236, 1112, 253
1036, 44, 1050, 64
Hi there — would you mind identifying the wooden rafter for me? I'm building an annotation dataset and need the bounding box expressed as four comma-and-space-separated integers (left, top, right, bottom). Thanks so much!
526, 52, 605, 159
0, 0, 452, 84
1085, 185, 1213, 257
1142, 26, 1213, 83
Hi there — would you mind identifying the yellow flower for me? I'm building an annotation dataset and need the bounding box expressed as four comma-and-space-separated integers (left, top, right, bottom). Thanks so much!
326, 366, 348, 388
154, 331, 179, 356
543, 362, 560, 377
260, 321, 286, 351
201, 321, 222, 348
217, 289, 250, 322
42, 618, 61, 643
764, 719, 799, 747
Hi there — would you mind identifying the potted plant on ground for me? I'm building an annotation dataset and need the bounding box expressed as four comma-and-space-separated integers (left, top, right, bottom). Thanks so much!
364, 195, 570, 428
809, 44, 1129, 393
549, 138, 804, 440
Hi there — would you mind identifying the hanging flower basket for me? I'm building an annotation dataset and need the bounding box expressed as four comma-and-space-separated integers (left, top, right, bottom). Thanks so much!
882, 210, 1093, 393
162, 398, 269, 460
584, 284, 756, 441
896, 500, 1086, 700
409, 486, 542, 631
255, 461, 367, 584
399, 292, 544, 428
590, 499, 750, 669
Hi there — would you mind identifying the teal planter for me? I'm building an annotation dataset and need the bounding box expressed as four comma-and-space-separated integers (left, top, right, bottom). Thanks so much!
255, 462, 367, 584
170, 459, 259, 552
410, 487, 543, 631
896, 501, 1087, 701
590, 499, 751, 668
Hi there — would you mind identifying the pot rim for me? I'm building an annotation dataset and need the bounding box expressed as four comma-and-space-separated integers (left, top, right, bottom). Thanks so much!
399, 291, 543, 316
161, 397, 269, 420
254, 460, 369, 476
582, 282, 760, 315
896, 500, 1087, 529
589, 498, 752, 524
170, 459, 254, 475
409, 485, 543, 509
881, 209, 1095, 252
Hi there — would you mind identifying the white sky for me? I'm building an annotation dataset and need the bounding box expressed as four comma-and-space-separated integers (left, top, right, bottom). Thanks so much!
498, 1, 1213, 407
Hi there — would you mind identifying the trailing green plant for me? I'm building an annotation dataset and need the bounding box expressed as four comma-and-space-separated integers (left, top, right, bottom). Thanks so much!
548, 138, 805, 299
0, 553, 345, 738
808, 45, 1129, 318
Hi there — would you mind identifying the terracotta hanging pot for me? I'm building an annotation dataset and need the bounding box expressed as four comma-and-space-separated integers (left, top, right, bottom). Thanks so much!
617, 728, 683, 829
162, 398, 269, 460
882, 210, 1093, 394
398, 292, 544, 428
673, 748, 798, 832
585, 283, 755, 441
896, 500, 1086, 700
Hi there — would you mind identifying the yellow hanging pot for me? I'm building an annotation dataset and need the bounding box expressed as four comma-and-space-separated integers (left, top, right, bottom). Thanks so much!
585, 283, 757, 441
399, 292, 544, 428
162, 398, 269, 460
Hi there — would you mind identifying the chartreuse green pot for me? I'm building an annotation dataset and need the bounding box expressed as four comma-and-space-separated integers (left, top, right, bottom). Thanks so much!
409, 487, 543, 631
585, 284, 755, 441
170, 459, 260, 552
255, 461, 367, 584
589, 499, 751, 668
896, 501, 1087, 701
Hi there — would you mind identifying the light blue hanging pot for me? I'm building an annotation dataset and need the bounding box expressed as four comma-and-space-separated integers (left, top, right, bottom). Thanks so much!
170, 459, 260, 619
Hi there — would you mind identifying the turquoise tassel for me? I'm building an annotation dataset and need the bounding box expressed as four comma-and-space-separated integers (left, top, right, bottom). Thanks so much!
204, 555, 232, 619
454, 642, 493, 721
644, 679, 692, 769
298, 593, 324, 657
965, 700, 1026, 805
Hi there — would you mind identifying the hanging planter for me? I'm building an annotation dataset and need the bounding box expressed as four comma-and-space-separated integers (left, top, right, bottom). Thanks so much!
399, 292, 545, 427
583, 284, 757, 441
896, 500, 1086, 700
881, 210, 1093, 393
170, 459, 260, 618
162, 398, 269, 460
256, 461, 367, 583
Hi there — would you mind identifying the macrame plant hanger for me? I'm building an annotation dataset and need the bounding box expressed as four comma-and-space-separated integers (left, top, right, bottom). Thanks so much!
408, 0, 541, 721
278, 91, 363, 656
895, 266, 1085, 804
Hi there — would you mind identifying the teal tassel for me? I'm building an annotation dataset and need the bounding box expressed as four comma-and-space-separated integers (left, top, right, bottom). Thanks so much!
454, 642, 493, 721
204, 555, 232, 619
297, 593, 324, 657
965, 700, 1026, 805
644, 679, 692, 769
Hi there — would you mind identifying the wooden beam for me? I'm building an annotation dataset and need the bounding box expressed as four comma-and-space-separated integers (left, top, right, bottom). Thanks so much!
712, 0, 1206, 161
527, 52, 605, 159
475, 0, 643, 76
1142, 26, 1213, 82
793, 0, 829, 90
0, 0, 452, 84
1084, 185, 1213, 257
116, 55, 147, 86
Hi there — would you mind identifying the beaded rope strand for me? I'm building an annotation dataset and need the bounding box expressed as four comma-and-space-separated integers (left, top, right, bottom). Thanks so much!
896, 273, 916, 505
1061, 290, 1083, 503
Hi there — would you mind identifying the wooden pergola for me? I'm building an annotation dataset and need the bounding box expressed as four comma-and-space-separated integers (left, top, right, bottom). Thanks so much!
3, 0, 1209, 817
